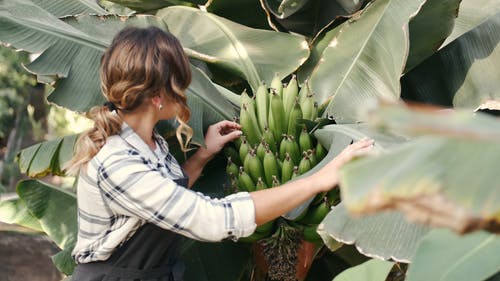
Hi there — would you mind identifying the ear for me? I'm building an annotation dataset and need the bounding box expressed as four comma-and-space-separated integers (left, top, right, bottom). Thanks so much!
151, 95, 162, 108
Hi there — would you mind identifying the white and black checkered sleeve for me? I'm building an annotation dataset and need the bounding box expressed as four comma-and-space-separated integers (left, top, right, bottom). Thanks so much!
97, 150, 257, 242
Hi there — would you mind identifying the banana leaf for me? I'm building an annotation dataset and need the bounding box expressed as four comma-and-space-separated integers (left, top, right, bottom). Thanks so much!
283, 123, 408, 220
443, 0, 500, 46
17, 134, 78, 178
16, 180, 78, 275
406, 229, 500, 281
318, 203, 431, 262
157, 6, 310, 91
405, 0, 461, 72
0, 196, 43, 232
332, 259, 394, 281
401, 12, 500, 110
29, 0, 108, 17
339, 104, 500, 233
308, 0, 426, 123
204, 0, 270, 30
105, 0, 203, 12
99, 0, 136, 16
260, 0, 364, 37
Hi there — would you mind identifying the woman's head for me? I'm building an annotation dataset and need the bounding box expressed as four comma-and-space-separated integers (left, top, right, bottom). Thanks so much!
66, 27, 193, 175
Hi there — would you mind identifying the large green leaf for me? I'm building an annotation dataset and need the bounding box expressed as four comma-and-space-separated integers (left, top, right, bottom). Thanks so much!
284, 123, 408, 220
405, 0, 461, 72
0, 0, 166, 112
443, 0, 500, 46
340, 104, 500, 233
17, 134, 78, 177
0, 196, 43, 232
106, 0, 203, 12
261, 0, 363, 37
204, 0, 270, 30
157, 6, 310, 91
401, 12, 500, 109
16, 180, 78, 275
332, 258, 394, 281
30, 0, 108, 17
406, 229, 500, 281
318, 203, 431, 262
309, 0, 426, 123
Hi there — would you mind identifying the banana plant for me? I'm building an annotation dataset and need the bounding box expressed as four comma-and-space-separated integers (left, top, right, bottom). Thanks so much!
1, 0, 500, 280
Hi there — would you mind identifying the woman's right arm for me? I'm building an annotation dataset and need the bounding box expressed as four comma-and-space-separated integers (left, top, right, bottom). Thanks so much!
250, 138, 374, 226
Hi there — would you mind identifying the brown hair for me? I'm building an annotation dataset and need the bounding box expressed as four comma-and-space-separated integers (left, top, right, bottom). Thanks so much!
66, 26, 192, 175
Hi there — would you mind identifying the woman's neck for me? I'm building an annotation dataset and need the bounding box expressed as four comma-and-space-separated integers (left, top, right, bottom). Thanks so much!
120, 110, 158, 150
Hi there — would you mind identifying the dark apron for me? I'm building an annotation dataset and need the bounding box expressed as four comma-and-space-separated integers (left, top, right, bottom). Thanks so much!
71, 178, 189, 281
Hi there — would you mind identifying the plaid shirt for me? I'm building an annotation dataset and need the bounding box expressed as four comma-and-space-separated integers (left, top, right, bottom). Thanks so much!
72, 123, 256, 263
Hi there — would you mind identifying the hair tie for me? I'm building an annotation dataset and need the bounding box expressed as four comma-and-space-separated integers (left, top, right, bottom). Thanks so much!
103, 101, 118, 112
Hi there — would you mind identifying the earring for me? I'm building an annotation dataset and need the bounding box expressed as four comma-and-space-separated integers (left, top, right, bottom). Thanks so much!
159, 104, 163, 110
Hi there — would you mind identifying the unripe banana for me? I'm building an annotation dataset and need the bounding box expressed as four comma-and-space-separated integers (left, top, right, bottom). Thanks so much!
299, 128, 313, 152
315, 142, 327, 161
256, 177, 267, 190
269, 89, 286, 141
271, 175, 280, 187
285, 135, 301, 164
302, 224, 322, 244
301, 94, 315, 120
298, 201, 330, 225
298, 154, 312, 175
238, 166, 256, 192
255, 219, 274, 233
298, 80, 310, 105
239, 139, 251, 164
287, 99, 303, 140
281, 153, 294, 183
226, 157, 239, 177
256, 140, 267, 160
224, 146, 242, 166
283, 75, 298, 122
263, 148, 280, 187
233, 133, 243, 150
291, 166, 299, 179
244, 150, 264, 183
306, 149, 317, 167
255, 83, 269, 132
262, 127, 277, 154
240, 104, 261, 145
238, 228, 271, 243
270, 72, 283, 98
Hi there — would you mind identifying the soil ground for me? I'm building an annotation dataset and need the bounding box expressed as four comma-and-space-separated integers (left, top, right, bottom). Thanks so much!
0, 222, 63, 281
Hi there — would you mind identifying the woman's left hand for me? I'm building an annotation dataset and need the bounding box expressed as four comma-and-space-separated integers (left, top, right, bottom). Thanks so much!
201, 120, 242, 159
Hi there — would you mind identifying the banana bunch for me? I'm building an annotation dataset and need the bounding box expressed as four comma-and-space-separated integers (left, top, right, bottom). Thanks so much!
225, 73, 336, 244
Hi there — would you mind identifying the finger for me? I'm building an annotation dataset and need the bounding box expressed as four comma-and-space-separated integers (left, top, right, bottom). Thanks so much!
351, 146, 377, 158
222, 130, 243, 143
217, 120, 241, 130
349, 138, 374, 150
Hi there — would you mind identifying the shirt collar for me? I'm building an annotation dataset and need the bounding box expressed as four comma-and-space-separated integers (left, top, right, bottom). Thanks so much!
119, 122, 169, 162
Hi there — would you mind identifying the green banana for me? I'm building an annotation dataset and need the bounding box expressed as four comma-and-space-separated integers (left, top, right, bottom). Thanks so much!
291, 166, 300, 179
298, 79, 310, 105
272, 175, 280, 187
298, 154, 312, 175
281, 153, 294, 183
224, 146, 241, 166
256, 140, 267, 160
244, 150, 264, 183
255, 83, 269, 131
306, 149, 317, 167
285, 135, 301, 165
315, 142, 327, 160
238, 166, 256, 192
256, 177, 268, 190
301, 94, 315, 120
283, 75, 298, 122
226, 157, 239, 177
269, 89, 286, 141
299, 128, 313, 152
240, 104, 261, 146
238, 228, 271, 243
263, 126, 278, 154
298, 201, 330, 225
302, 224, 322, 244
270, 72, 283, 98
238, 139, 251, 164
287, 99, 303, 140
263, 148, 280, 187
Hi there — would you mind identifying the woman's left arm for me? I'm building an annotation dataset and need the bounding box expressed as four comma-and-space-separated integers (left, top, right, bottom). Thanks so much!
182, 120, 242, 188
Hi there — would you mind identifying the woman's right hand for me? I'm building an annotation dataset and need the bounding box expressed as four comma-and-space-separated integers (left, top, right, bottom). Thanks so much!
312, 138, 375, 192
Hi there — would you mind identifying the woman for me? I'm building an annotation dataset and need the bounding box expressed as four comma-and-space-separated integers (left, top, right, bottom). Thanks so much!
67, 26, 373, 281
